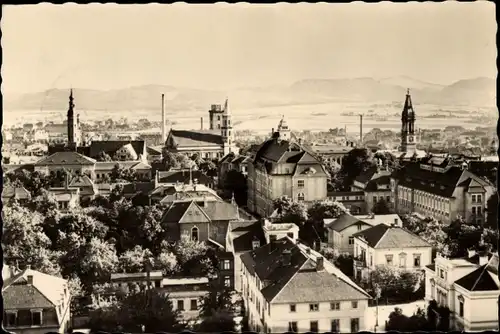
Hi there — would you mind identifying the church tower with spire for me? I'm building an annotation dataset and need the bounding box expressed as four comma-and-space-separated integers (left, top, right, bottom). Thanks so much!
400, 89, 416, 155
67, 89, 80, 149
221, 98, 234, 155
276, 115, 291, 141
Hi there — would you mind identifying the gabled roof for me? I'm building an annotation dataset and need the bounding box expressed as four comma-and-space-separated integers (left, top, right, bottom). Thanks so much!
35, 151, 96, 166
3, 269, 68, 309
2, 186, 32, 200
121, 182, 155, 195
94, 161, 151, 171
240, 238, 370, 303
88, 140, 145, 159
162, 201, 193, 223
352, 223, 431, 249
161, 199, 239, 224
69, 175, 94, 188
168, 129, 223, 148
324, 213, 367, 232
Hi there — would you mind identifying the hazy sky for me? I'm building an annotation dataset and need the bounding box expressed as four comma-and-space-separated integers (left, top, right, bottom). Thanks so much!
2, 2, 496, 95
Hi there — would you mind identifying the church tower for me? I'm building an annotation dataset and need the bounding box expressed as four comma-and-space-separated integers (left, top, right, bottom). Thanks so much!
221, 98, 234, 155
400, 89, 416, 155
67, 89, 80, 149
276, 115, 291, 141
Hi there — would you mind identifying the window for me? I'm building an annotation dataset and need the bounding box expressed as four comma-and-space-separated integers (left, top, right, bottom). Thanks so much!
369, 255, 373, 267
440, 269, 445, 279
373, 196, 378, 202
352, 301, 358, 309
386, 196, 390, 202
290, 304, 296, 312
459, 301, 464, 317
310, 321, 319, 333
350, 318, 359, 333
297, 180, 305, 188
414, 254, 421, 267
399, 253, 407, 267
224, 276, 231, 287
309, 303, 319, 312
298, 193, 305, 201
31, 310, 42, 326
288, 321, 298, 332
477, 194, 482, 202
190, 299, 198, 311
349, 237, 354, 245
177, 300, 184, 311
331, 319, 340, 333
4, 312, 17, 327
223, 260, 231, 270
386, 255, 393, 265
330, 302, 340, 310
191, 227, 199, 241
357, 224, 362, 231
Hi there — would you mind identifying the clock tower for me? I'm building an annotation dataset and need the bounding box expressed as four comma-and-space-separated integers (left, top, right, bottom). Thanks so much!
400, 89, 416, 155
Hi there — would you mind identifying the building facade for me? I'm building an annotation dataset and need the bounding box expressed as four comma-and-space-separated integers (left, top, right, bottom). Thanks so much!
247, 117, 328, 216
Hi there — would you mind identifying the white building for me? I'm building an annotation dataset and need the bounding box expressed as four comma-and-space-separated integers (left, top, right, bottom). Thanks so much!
424, 252, 499, 331
240, 237, 371, 333
352, 223, 432, 280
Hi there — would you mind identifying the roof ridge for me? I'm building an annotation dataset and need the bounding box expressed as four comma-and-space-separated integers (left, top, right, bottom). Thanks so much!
268, 246, 308, 303
372, 224, 391, 249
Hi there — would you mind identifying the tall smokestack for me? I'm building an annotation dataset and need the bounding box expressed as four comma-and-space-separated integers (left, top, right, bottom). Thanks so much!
161, 94, 166, 144
201, 117, 203, 130
359, 114, 363, 146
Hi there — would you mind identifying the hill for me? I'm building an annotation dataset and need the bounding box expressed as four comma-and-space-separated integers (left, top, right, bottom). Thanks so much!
4, 76, 496, 112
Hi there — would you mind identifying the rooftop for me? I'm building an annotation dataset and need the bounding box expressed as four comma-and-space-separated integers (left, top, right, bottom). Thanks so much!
353, 223, 431, 249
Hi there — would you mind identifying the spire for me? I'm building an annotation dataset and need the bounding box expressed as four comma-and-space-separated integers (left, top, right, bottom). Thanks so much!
403, 88, 413, 113
223, 97, 230, 115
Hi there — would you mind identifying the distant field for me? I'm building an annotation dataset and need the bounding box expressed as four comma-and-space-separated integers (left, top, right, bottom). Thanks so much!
4, 102, 495, 135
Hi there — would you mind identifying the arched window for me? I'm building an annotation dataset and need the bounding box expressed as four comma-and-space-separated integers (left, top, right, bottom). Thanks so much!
191, 227, 199, 241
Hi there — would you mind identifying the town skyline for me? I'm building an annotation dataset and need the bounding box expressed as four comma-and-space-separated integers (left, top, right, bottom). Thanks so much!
2, 2, 496, 96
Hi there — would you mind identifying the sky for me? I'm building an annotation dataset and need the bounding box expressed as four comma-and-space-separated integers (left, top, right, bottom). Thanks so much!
2, 2, 497, 96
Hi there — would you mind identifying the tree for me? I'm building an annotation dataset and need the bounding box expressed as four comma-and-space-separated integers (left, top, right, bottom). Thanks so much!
336, 148, 375, 190
372, 198, 392, 214
386, 307, 430, 332
199, 160, 218, 177
110, 164, 137, 182
113, 150, 135, 162
199, 280, 235, 318
162, 150, 181, 171
485, 194, 498, 229
333, 253, 354, 277
97, 151, 113, 162
272, 196, 308, 227
89, 290, 181, 333
444, 217, 483, 258
50, 211, 109, 248
367, 266, 423, 304
154, 250, 178, 276
2, 203, 61, 275
118, 245, 154, 273
196, 311, 236, 333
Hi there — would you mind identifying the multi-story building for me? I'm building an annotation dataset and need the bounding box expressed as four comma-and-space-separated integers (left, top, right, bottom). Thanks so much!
324, 213, 403, 255
110, 271, 164, 293
424, 252, 499, 331
164, 99, 238, 160
391, 156, 496, 224
240, 237, 371, 333
218, 152, 252, 187
352, 223, 432, 280
307, 143, 352, 166
326, 191, 366, 214
247, 117, 328, 216
2, 266, 72, 334
351, 166, 392, 213
161, 277, 210, 323
2, 186, 32, 205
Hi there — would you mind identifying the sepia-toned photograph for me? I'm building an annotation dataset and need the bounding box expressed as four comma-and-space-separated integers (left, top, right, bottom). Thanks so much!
1, 2, 497, 333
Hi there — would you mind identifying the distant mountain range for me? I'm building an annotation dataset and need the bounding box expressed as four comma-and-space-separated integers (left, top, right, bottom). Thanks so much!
4, 76, 496, 112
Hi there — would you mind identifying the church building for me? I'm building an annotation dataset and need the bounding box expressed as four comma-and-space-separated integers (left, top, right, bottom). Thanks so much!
164, 99, 238, 160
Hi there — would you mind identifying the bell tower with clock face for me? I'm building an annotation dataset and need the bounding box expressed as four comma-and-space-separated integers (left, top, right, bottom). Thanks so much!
400, 88, 417, 155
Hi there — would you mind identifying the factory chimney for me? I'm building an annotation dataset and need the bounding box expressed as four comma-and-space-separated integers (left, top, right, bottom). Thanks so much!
200, 117, 204, 130
359, 114, 363, 146
161, 94, 166, 144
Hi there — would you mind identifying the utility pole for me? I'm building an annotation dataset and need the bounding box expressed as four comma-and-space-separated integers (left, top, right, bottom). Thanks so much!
374, 283, 381, 332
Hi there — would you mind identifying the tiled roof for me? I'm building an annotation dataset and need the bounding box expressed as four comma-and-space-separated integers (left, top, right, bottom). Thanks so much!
391, 162, 466, 198
271, 269, 371, 303
202, 200, 240, 221
454, 265, 499, 291
147, 145, 163, 155
94, 161, 151, 171
365, 171, 391, 191
220, 152, 237, 164
229, 220, 267, 253
255, 139, 314, 164
355, 166, 379, 184
241, 238, 370, 303
35, 151, 96, 166
3, 269, 68, 309
69, 175, 94, 188
88, 140, 145, 159
162, 201, 193, 223
121, 182, 155, 195
353, 214, 403, 228
352, 224, 431, 249
169, 130, 222, 148
2, 186, 32, 200
157, 170, 212, 185
324, 214, 367, 232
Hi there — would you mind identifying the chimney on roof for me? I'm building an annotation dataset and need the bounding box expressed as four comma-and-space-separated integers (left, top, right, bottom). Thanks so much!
306, 247, 311, 255
282, 249, 292, 266
271, 128, 274, 136
467, 249, 476, 258
27, 274, 34, 285
252, 236, 260, 250
479, 253, 489, 266
393, 218, 400, 227
316, 257, 324, 271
